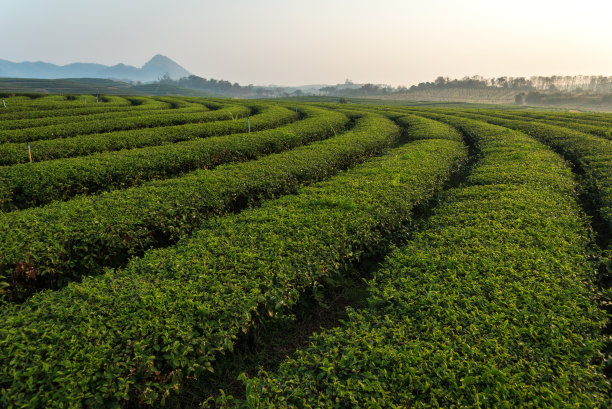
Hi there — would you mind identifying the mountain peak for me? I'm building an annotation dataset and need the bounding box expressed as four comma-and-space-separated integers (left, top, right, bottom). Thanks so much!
141, 55, 191, 79
0, 55, 191, 82
144, 54, 174, 66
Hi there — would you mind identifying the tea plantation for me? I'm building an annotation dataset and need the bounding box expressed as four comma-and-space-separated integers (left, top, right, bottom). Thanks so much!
0, 94, 609, 408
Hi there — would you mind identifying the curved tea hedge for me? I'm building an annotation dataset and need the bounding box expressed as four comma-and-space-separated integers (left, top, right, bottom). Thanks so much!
460, 109, 612, 139
0, 95, 167, 120
0, 103, 252, 164
248, 115, 610, 408
445, 111, 612, 235
0, 96, 217, 131
0, 96, 609, 408
0, 116, 468, 407
0, 112, 391, 298
0, 105, 301, 210
0, 94, 125, 112
397, 113, 464, 142
0, 103, 251, 144
0, 101, 192, 131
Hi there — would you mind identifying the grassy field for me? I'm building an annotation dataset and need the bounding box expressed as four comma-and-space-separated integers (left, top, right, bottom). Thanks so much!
0, 95, 610, 408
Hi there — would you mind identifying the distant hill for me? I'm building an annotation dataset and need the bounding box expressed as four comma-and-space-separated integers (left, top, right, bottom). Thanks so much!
0, 77, 217, 98
0, 55, 191, 82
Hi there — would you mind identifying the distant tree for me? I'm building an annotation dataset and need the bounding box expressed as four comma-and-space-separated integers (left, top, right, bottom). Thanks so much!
525, 91, 543, 104
509, 77, 530, 89
495, 77, 508, 88
339, 97, 348, 104
434, 76, 446, 86
159, 73, 173, 84
319, 85, 337, 94
359, 83, 382, 95
514, 92, 525, 105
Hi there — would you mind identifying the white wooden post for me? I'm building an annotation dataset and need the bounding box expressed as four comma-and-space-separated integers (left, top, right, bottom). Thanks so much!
248, 117, 251, 133
2, 99, 5, 108
27, 143, 32, 163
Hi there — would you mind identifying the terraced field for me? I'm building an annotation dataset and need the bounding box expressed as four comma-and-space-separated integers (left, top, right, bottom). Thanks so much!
0, 95, 610, 408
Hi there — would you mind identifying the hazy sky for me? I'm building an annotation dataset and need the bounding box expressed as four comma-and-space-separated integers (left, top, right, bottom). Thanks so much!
3, 0, 612, 86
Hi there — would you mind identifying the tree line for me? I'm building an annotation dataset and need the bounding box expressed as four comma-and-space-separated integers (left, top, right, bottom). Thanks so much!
153, 74, 612, 98
408, 75, 612, 92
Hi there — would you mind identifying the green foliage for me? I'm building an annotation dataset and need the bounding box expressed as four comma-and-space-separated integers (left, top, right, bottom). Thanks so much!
0, 100, 201, 131
0, 111, 392, 298
0, 94, 165, 120
461, 109, 612, 139
0, 105, 299, 210
0, 96, 609, 408
0, 124, 467, 407
247, 115, 610, 408
0, 102, 250, 145
396, 113, 464, 142
0, 103, 253, 164
451, 111, 612, 235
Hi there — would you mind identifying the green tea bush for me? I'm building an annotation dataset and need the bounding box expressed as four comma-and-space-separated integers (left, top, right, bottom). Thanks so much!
0, 105, 299, 210
0, 117, 467, 407
0, 95, 165, 120
0, 104, 253, 164
450, 112, 612, 234
248, 115, 610, 408
0, 97, 210, 131
0, 103, 250, 145
0, 111, 391, 297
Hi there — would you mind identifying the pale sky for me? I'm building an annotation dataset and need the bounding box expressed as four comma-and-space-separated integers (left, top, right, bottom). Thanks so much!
2, 0, 612, 86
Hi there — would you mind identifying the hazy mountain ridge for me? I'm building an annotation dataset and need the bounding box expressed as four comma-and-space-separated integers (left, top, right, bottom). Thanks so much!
0, 55, 191, 82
